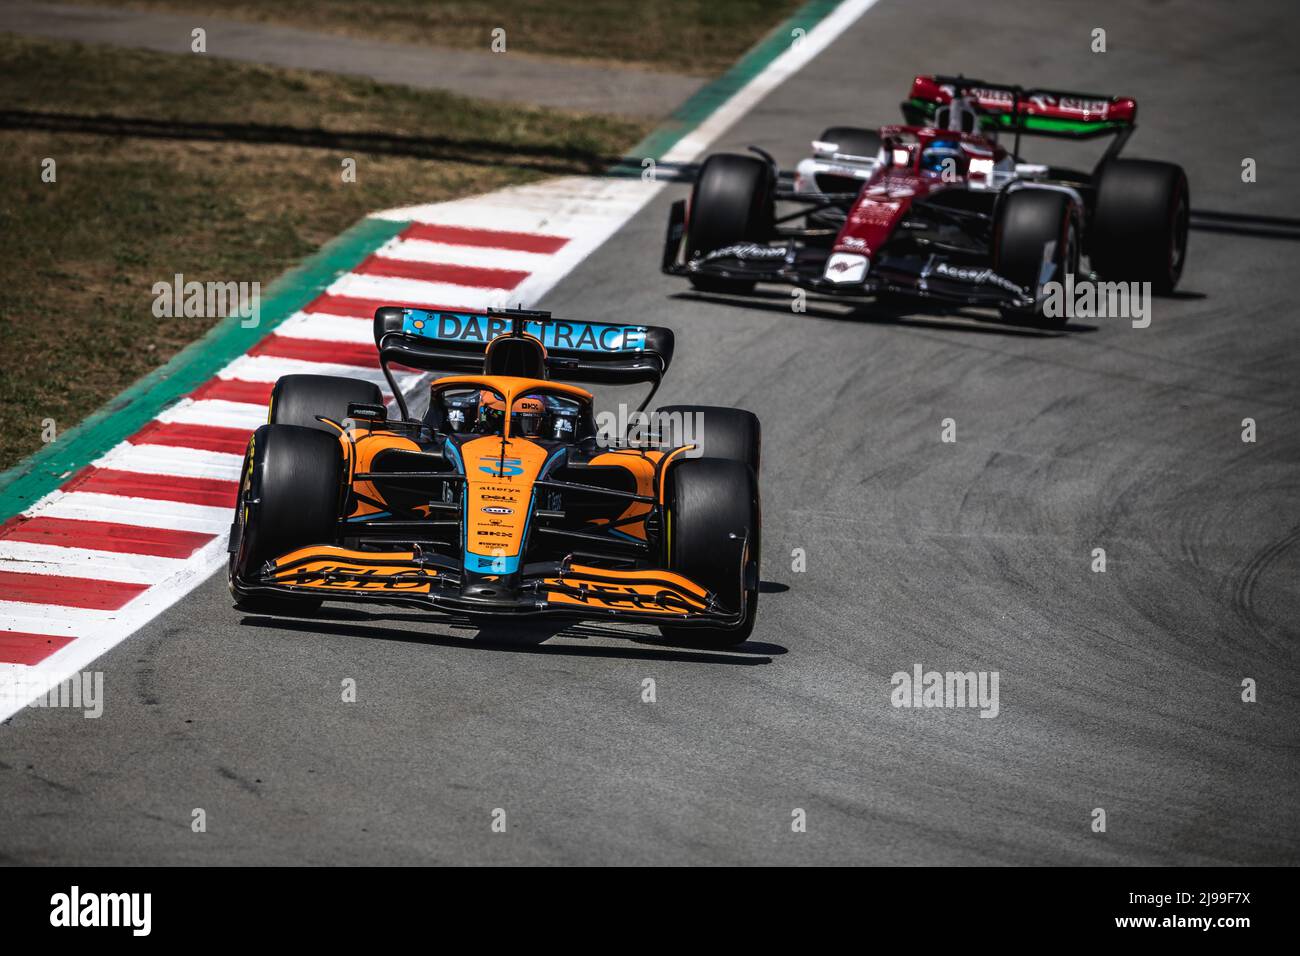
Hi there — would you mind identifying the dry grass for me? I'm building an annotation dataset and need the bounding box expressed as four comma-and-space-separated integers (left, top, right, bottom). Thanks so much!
75, 0, 805, 75
0, 34, 648, 470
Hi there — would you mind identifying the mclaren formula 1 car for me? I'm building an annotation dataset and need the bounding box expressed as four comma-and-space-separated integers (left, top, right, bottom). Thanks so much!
663, 74, 1190, 324
227, 307, 762, 644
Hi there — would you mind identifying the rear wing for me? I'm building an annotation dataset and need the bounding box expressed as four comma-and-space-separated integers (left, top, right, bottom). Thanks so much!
373, 306, 675, 415
903, 74, 1137, 142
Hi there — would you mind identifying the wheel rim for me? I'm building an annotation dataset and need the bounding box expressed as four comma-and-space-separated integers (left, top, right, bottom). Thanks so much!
1169, 191, 1189, 281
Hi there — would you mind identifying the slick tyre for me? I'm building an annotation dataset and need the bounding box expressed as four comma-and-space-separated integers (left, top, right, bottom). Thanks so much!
994, 188, 1080, 327
808, 127, 881, 233
686, 153, 774, 294
269, 374, 384, 434
229, 424, 342, 614
1090, 159, 1189, 294
817, 126, 883, 163
654, 405, 761, 475
660, 458, 760, 646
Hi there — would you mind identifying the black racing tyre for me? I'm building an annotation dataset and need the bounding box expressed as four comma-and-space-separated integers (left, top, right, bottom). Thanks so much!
686, 153, 774, 293
268, 374, 384, 434
1090, 159, 1189, 294
817, 126, 882, 162
229, 424, 342, 614
994, 188, 1081, 326
660, 458, 760, 646
808, 127, 880, 234
654, 404, 761, 475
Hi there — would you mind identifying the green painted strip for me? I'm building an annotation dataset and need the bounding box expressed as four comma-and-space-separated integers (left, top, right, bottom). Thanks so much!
628, 0, 844, 163
907, 97, 1131, 135
0, 216, 406, 517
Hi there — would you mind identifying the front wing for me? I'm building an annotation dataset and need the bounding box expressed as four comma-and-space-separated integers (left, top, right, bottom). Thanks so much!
236, 545, 747, 628
663, 198, 1035, 309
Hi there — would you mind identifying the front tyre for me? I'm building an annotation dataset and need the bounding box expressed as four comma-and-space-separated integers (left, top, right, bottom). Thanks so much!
269, 374, 384, 434
659, 458, 760, 646
653, 404, 761, 475
994, 188, 1081, 327
229, 424, 343, 614
686, 153, 774, 294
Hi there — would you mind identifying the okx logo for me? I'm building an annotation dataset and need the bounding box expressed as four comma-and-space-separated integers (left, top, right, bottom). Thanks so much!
479, 456, 523, 477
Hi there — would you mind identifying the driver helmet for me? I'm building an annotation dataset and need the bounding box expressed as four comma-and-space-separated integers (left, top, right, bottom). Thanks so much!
477, 391, 547, 437
920, 138, 968, 177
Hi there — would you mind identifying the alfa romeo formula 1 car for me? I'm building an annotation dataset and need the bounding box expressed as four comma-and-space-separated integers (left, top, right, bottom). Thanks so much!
662, 74, 1190, 324
227, 307, 762, 644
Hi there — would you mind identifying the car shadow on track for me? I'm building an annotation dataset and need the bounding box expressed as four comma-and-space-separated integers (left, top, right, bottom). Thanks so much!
671, 289, 1100, 337
236, 605, 785, 666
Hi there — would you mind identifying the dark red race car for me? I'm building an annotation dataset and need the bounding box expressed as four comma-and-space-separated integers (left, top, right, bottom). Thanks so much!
662, 74, 1190, 324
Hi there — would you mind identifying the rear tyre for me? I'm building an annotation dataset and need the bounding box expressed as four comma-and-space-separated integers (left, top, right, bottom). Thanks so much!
994, 188, 1080, 327
686, 153, 774, 294
817, 126, 882, 162
229, 424, 342, 614
808, 127, 880, 234
1090, 159, 1189, 294
654, 404, 761, 475
269, 374, 384, 434
659, 458, 760, 646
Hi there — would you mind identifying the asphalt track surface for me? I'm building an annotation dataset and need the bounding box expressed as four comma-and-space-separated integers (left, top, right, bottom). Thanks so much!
2, 0, 1297, 865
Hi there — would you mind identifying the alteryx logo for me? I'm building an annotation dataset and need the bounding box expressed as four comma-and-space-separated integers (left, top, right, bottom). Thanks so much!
479, 457, 523, 477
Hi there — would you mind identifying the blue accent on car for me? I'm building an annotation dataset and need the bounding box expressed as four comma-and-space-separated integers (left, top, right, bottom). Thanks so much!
461, 445, 566, 577
441, 436, 467, 565
401, 310, 647, 353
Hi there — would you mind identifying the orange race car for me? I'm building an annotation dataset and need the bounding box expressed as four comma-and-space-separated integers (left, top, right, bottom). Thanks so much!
227, 307, 761, 644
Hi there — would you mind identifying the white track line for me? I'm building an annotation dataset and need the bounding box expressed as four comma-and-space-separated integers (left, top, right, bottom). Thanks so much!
276, 311, 375, 343
36, 492, 229, 533
220, 355, 385, 385
91, 444, 244, 481
0, 546, 181, 583
377, 236, 555, 273
327, 273, 515, 307
156, 398, 269, 431
0, 603, 121, 632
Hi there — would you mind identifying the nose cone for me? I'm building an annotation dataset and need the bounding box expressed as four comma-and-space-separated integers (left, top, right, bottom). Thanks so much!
459, 578, 519, 605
